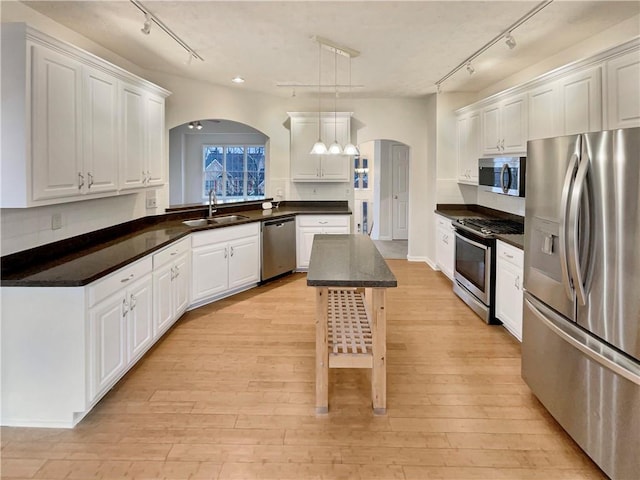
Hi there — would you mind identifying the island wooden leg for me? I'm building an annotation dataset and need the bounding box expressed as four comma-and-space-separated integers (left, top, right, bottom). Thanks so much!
315, 287, 329, 414
371, 288, 387, 414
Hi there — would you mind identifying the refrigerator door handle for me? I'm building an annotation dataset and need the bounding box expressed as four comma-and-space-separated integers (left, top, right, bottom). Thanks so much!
525, 295, 640, 387
559, 152, 580, 300
568, 150, 590, 306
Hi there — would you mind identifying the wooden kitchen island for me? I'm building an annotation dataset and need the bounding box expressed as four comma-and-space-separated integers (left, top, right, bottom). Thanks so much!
307, 234, 397, 414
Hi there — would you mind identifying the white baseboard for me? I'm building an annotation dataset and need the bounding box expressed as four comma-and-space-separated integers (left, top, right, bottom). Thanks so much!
407, 255, 429, 263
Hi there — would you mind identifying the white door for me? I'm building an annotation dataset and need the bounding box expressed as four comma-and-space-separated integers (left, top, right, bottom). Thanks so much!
391, 144, 409, 240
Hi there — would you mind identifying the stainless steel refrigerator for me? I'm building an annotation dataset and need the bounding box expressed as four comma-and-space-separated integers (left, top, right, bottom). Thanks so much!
522, 127, 640, 479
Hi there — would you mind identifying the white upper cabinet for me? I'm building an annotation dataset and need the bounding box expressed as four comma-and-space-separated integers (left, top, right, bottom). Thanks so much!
456, 110, 481, 184
289, 112, 352, 182
528, 82, 559, 141
606, 48, 640, 129
31, 44, 84, 201
482, 93, 528, 155
83, 66, 119, 194
558, 66, 602, 135
0, 24, 170, 208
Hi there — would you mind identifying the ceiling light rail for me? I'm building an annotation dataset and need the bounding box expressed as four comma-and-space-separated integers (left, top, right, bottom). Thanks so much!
435, 0, 553, 91
130, 0, 204, 62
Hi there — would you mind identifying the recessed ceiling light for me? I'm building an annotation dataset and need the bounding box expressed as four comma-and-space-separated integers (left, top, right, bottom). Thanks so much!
232, 76, 245, 84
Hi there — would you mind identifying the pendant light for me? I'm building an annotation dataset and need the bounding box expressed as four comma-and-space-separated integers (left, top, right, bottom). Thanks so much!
328, 49, 343, 155
310, 42, 328, 154
343, 55, 359, 156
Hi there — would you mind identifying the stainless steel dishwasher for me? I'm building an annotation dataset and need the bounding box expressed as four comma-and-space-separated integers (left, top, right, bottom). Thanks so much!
261, 216, 296, 282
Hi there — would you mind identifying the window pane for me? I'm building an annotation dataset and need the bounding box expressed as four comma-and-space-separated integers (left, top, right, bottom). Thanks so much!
247, 146, 265, 199
354, 157, 359, 189
225, 146, 245, 200
203, 146, 223, 198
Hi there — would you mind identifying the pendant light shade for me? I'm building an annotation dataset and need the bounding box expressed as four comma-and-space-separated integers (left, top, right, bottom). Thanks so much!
310, 42, 327, 155
328, 140, 343, 155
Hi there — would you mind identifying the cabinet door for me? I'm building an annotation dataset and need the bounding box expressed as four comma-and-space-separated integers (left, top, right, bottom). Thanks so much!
228, 236, 260, 290
501, 94, 527, 153
529, 82, 558, 140
290, 116, 321, 181
606, 50, 640, 129
146, 93, 165, 186
559, 66, 602, 135
127, 275, 154, 363
495, 259, 523, 341
456, 115, 469, 180
192, 243, 228, 301
31, 45, 83, 201
120, 83, 146, 189
435, 216, 455, 280
297, 226, 323, 269
89, 293, 127, 400
153, 261, 174, 337
466, 112, 481, 182
173, 252, 190, 317
482, 104, 501, 154
83, 67, 118, 194
319, 117, 350, 181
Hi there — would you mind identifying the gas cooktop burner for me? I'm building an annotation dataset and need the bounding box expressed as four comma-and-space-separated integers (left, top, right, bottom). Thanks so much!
456, 217, 524, 236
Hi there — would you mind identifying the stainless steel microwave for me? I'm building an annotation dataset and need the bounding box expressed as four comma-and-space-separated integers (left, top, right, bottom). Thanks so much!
478, 157, 526, 197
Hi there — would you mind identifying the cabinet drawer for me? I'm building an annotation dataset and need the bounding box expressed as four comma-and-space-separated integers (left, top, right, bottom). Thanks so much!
152, 237, 190, 268
297, 215, 350, 228
191, 223, 259, 248
88, 256, 152, 307
436, 215, 453, 229
497, 240, 523, 268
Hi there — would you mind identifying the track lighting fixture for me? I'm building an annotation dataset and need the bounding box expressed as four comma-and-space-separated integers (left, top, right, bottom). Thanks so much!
140, 13, 152, 35
505, 33, 517, 50
188, 121, 203, 130
466, 63, 475, 75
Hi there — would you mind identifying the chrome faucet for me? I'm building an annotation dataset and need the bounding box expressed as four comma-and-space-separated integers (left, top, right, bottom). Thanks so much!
208, 188, 218, 217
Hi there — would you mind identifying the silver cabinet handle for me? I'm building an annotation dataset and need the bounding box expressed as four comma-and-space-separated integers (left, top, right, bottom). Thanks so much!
504, 252, 514, 259
515, 275, 520, 290
230, 246, 234, 257
130, 293, 136, 310
120, 273, 134, 283
147, 171, 151, 183
78, 172, 84, 190
224, 247, 228, 259
122, 298, 128, 317
170, 266, 175, 280
142, 171, 147, 184
87, 172, 94, 189
174, 265, 180, 277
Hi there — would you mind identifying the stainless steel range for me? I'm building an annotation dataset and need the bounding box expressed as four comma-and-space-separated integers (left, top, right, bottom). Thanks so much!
453, 217, 523, 324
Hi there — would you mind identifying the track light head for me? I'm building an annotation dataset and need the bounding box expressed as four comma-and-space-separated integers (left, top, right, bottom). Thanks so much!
188, 122, 194, 129
466, 63, 475, 75
505, 33, 517, 50
195, 121, 203, 130
141, 13, 152, 35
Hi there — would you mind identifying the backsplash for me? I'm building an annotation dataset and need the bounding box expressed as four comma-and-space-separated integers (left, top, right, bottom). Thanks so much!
0, 194, 148, 256
477, 189, 525, 216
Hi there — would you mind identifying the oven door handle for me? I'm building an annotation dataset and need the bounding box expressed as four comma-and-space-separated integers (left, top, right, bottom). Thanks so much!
455, 231, 489, 251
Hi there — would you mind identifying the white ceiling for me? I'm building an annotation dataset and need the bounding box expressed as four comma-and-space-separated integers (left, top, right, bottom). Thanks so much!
19, 1, 640, 98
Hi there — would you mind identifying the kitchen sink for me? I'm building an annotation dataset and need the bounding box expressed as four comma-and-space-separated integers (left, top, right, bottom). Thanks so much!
182, 215, 248, 227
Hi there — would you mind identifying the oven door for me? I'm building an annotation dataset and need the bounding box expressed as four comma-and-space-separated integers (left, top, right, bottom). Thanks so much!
454, 230, 491, 304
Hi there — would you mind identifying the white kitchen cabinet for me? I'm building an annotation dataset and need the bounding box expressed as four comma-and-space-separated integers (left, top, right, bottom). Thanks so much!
31, 44, 84, 201
120, 85, 166, 190
153, 238, 191, 338
456, 110, 481, 184
482, 94, 528, 155
495, 240, 524, 342
528, 82, 559, 141
0, 24, 170, 208
296, 215, 351, 269
435, 214, 455, 281
191, 223, 260, 306
289, 112, 352, 182
88, 259, 153, 402
606, 48, 640, 129
83, 66, 119, 194
558, 66, 602, 135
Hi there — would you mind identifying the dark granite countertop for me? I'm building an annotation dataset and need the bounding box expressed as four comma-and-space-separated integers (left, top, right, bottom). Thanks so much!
434, 203, 524, 222
307, 234, 397, 288
495, 234, 525, 250
1, 201, 351, 287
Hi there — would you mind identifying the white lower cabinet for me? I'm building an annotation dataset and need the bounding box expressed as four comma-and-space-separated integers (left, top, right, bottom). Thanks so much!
153, 238, 191, 338
435, 214, 455, 280
191, 223, 260, 306
296, 215, 351, 269
88, 259, 153, 403
495, 240, 524, 341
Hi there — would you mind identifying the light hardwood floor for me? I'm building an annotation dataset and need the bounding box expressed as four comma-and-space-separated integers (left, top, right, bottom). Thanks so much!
1, 260, 606, 479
